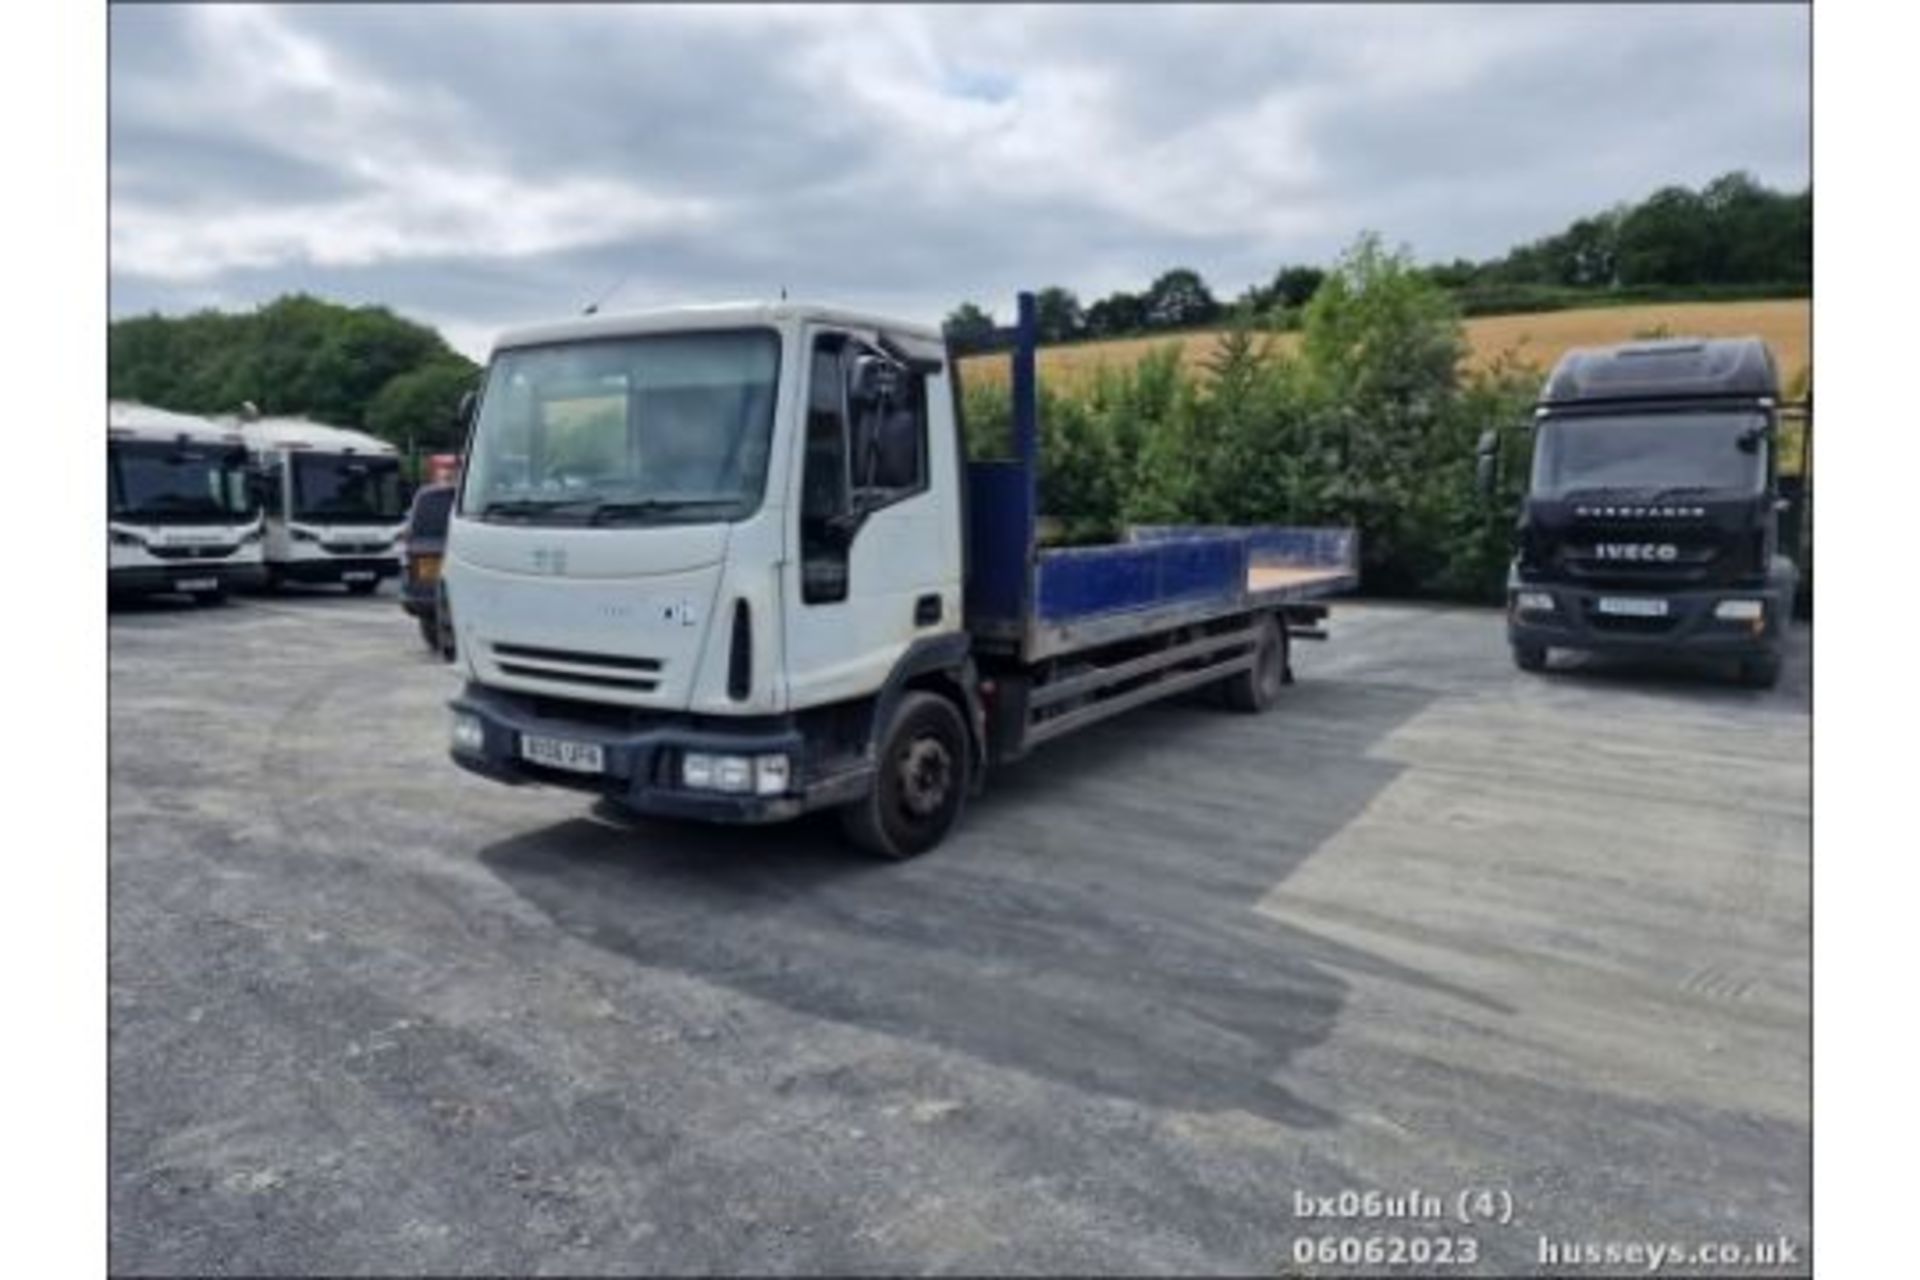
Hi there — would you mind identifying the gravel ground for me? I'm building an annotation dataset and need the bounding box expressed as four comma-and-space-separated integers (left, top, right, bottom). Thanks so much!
109, 588, 1810, 1275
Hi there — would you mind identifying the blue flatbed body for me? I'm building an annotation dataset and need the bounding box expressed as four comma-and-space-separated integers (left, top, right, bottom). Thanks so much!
959, 294, 1357, 664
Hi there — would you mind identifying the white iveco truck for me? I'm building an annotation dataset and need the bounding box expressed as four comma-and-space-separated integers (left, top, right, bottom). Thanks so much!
239, 417, 409, 592
443, 295, 1356, 857
108, 401, 265, 602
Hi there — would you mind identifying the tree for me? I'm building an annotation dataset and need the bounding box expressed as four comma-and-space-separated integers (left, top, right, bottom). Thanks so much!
365, 358, 482, 450
1271, 265, 1326, 309
108, 294, 473, 429
1616, 186, 1713, 285
1083, 291, 1146, 338
1142, 268, 1219, 330
942, 301, 996, 347
1032, 287, 1084, 344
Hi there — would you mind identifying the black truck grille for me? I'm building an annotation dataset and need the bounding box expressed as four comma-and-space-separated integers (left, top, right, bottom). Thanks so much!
490, 642, 663, 693
147, 543, 241, 561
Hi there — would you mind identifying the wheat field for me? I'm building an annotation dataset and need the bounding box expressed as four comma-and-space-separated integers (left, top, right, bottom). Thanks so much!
961, 298, 1811, 390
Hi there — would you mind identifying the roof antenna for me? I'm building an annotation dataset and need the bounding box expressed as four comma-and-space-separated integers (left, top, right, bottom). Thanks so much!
582, 269, 633, 316
779, 284, 788, 301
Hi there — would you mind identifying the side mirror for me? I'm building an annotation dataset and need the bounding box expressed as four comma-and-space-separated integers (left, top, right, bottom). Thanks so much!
1474, 429, 1500, 500
848, 352, 902, 405
452, 389, 477, 434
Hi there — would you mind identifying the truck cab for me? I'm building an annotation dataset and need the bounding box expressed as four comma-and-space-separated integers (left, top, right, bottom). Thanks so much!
238, 417, 409, 593
1483, 338, 1798, 687
445, 297, 1354, 857
108, 401, 266, 602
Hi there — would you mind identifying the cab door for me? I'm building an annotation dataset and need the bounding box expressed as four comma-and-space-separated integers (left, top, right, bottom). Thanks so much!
782, 324, 959, 711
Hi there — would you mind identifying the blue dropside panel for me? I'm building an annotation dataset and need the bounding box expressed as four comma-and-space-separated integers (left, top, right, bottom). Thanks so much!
966, 460, 1034, 627
1132, 524, 1358, 574
1035, 536, 1246, 623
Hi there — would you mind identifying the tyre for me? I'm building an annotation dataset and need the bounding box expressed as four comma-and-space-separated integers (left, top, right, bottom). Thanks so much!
1512, 643, 1548, 673
1738, 653, 1781, 689
190, 586, 228, 606
1221, 614, 1287, 713
346, 578, 381, 596
841, 691, 970, 859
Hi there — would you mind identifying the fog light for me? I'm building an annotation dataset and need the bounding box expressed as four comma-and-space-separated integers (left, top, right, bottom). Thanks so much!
682, 752, 716, 789
450, 711, 485, 754
713, 756, 753, 793
1714, 599, 1764, 622
754, 754, 791, 796
1515, 590, 1555, 613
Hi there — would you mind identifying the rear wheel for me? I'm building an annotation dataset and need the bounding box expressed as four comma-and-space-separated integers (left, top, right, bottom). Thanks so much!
842, 691, 970, 859
1221, 614, 1287, 713
1512, 643, 1548, 673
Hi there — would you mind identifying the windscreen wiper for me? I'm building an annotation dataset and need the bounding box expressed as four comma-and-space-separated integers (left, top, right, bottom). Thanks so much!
587, 497, 736, 525
479, 498, 594, 521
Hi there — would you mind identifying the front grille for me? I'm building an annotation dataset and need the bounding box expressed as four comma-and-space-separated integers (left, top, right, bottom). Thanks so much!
148, 543, 240, 561
322, 541, 391, 555
490, 642, 663, 693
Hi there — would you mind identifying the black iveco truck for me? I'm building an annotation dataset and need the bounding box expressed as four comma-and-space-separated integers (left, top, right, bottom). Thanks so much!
1477, 337, 1800, 688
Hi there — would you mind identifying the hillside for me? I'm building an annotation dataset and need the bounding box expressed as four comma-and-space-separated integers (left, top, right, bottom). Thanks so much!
961, 298, 1810, 389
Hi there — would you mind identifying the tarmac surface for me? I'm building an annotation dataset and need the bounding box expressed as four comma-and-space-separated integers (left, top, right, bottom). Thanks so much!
109, 587, 1810, 1274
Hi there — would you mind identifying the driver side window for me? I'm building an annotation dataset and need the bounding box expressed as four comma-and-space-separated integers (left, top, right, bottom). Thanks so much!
797, 333, 931, 606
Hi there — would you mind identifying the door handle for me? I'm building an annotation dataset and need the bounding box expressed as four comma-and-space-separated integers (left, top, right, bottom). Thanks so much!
914, 594, 942, 626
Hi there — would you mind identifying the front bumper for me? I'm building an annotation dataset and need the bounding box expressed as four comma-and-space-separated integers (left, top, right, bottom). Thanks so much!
1507, 577, 1790, 657
109, 562, 268, 596
446, 683, 872, 824
273, 556, 400, 585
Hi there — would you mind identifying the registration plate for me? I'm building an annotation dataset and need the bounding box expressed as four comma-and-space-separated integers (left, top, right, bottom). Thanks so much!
342, 570, 377, 582
1596, 596, 1669, 618
519, 734, 605, 774
175, 577, 218, 592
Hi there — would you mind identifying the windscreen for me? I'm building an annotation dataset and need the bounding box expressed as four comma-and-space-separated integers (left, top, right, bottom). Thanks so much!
408, 486, 456, 539
1530, 410, 1767, 500
460, 328, 781, 526
292, 453, 406, 523
109, 441, 253, 524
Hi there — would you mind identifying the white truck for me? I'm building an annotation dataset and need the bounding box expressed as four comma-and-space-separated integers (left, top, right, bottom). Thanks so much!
237, 417, 409, 593
443, 294, 1355, 857
108, 401, 266, 602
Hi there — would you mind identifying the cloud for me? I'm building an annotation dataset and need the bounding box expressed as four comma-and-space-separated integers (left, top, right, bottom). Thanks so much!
109, 3, 1809, 358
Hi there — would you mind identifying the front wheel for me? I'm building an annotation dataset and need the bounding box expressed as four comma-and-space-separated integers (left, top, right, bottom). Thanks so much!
841, 691, 970, 860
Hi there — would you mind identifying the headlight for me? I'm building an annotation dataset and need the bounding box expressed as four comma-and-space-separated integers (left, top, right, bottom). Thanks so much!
754, 755, 791, 796
1514, 590, 1555, 613
450, 712, 485, 754
682, 752, 781, 795
713, 756, 752, 793
239, 524, 264, 544
1714, 599, 1765, 622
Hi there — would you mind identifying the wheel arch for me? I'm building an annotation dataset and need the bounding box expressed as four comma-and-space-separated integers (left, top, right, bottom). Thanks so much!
871, 633, 986, 783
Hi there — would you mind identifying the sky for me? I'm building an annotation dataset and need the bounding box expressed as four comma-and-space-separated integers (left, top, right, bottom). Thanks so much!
108, 3, 1810, 360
